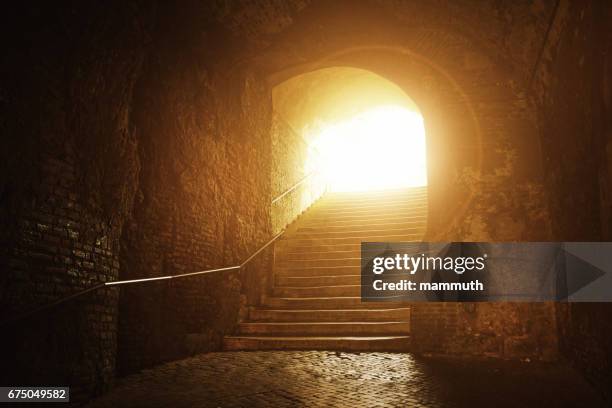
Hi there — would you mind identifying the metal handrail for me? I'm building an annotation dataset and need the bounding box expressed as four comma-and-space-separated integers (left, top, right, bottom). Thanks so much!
2, 164, 324, 326
1, 227, 287, 327
271, 170, 316, 204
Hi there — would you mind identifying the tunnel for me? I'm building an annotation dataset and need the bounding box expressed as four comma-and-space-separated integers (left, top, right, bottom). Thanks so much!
1, 1, 612, 406
270, 67, 428, 227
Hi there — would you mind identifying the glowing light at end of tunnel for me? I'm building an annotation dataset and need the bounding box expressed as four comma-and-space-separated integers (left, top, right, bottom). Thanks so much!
310, 105, 427, 192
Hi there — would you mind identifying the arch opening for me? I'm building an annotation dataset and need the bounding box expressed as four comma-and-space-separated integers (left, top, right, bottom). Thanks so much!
309, 104, 427, 192
270, 66, 430, 232
272, 66, 428, 195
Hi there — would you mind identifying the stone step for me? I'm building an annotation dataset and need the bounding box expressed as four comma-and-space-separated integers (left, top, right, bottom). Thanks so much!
310, 203, 428, 218
272, 284, 361, 297
248, 307, 411, 322
276, 270, 412, 280
297, 220, 427, 234
223, 335, 411, 351
283, 249, 362, 261
277, 245, 429, 263
277, 256, 429, 270
324, 192, 427, 204
316, 197, 428, 211
262, 296, 408, 309
278, 240, 424, 253
301, 215, 427, 229
278, 257, 361, 268
289, 226, 425, 240
318, 195, 426, 205
279, 234, 422, 247
322, 189, 426, 199
276, 274, 361, 286
236, 321, 410, 336
277, 243, 363, 253
325, 187, 426, 202
275, 265, 362, 277
305, 211, 427, 224
222, 188, 424, 352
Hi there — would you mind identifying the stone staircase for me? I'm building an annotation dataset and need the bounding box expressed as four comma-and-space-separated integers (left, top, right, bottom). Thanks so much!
223, 187, 427, 351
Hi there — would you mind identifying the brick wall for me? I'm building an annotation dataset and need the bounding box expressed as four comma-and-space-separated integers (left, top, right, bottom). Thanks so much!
0, 2, 145, 400
0, 149, 123, 399
0, 1, 277, 398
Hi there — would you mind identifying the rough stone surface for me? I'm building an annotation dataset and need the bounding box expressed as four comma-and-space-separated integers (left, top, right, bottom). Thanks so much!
1, 0, 611, 404
532, 0, 612, 241
0, 2, 147, 399
270, 113, 324, 234
411, 302, 558, 362
0, 1, 277, 399
530, 1, 612, 400
117, 3, 274, 375
86, 351, 604, 408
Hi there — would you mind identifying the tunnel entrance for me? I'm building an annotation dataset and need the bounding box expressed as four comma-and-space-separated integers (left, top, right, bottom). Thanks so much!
311, 104, 427, 192
271, 66, 429, 233
233, 67, 431, 351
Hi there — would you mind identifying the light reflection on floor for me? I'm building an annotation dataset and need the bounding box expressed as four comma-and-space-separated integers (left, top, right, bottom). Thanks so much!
87, 351, 604, 408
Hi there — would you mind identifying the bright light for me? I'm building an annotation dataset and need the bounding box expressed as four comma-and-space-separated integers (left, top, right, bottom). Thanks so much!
311, 105, 427, 192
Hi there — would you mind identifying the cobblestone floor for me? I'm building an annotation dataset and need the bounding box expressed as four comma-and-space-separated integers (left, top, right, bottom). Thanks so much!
87, 351, 604, 408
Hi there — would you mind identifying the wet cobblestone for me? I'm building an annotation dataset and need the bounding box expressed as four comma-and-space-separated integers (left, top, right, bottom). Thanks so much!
87, 351, 604, 408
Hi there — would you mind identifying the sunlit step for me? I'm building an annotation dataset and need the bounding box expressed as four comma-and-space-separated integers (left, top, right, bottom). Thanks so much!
275, 265, 361, 277
283, 249, 363, 260
273, 284, 361, 297
306, 210, 427, 223
277, 257, 361, 268
325, 187, 427, 201
236, 321, 410, 336
289, 227, 425, 240
248, 307, 411, 322
277, 240, 425, 254
301, 215, 427, 229
276, 243, 363, 254
276, 274, 361, 286
262, 296, 408, 309
311, 203, 428, 217
296, 220, 427, 234
280, 234, 423, 247
316, 197, 428, 211
279, 245, 431, 260
223, 335, 411, 351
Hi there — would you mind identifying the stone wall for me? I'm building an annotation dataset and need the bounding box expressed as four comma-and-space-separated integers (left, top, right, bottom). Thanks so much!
0, 2, 146, 400
1, 0, 611, 403
530, 0, 612, 402
0, 1, 276, 399
532, 0, 610, 241
412, 302, 558, 362
116, 2, 274, 375
556, 303, 612, 404
270, 113, 325, 234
